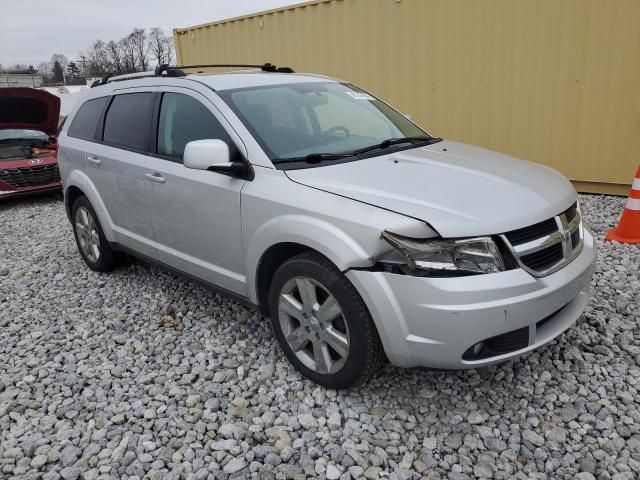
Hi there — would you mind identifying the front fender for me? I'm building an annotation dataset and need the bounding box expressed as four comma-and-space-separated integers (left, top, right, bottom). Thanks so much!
64, 169, 115, 242
245, 214, 372, 303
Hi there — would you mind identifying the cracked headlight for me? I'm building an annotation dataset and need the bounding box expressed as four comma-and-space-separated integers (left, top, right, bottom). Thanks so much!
381, 231, 505, 276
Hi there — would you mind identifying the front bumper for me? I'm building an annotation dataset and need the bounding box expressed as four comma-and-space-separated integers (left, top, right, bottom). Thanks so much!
347, 227, 597, 369
0, 181, 62, 201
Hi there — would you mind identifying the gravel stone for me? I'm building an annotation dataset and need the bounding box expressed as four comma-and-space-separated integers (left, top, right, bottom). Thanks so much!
575, 474, 596, 480
364, 465, 381, 479
474, 462, 493, 478
0, 194, 637, 479
326, 464, 341, 479
30, 455, 48, 469
522, 429, 545, 447
468, 410, 489, 424
264, 453, 282, 466
298, 413, 319, 429
59, 467, 80, 480
223, 457, 246, 473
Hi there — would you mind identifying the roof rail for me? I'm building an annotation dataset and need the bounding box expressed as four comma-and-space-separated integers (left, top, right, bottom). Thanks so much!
90, 62, 294, 88
90, 65, 186, 88
176, 63, 295, 73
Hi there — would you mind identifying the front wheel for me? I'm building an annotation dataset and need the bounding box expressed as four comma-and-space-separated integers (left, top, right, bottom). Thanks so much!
71, 196, 119, 272
268, 252, 384, 389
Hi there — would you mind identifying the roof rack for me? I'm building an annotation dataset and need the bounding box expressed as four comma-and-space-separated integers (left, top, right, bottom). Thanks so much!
175, 63, 295, 73
90, 62, 294, 87
90, 65, 186, 87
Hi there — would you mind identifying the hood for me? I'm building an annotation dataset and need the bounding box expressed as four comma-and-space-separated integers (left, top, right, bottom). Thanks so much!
0, 88, 61, 136
285, 140, 577, 238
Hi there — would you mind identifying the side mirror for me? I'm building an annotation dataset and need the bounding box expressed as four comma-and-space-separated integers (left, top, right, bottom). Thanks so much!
183, 139, 248, 178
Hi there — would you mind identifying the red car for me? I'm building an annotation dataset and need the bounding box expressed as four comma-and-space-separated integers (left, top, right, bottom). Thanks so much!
0, 88, 61, 200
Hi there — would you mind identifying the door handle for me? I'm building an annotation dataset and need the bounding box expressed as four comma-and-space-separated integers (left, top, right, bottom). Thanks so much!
87, 155, 101, 165
145, 172, 166, 183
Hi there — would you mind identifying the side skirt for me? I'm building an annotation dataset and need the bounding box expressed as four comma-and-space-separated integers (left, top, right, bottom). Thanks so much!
110, 242, 258, 311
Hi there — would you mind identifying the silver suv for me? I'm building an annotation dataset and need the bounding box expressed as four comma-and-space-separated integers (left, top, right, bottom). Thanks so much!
58, 64, 597, 388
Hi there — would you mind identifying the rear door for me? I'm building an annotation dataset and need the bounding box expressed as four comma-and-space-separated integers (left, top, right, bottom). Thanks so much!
143, 88, 247, 295
88, 88, 157, 256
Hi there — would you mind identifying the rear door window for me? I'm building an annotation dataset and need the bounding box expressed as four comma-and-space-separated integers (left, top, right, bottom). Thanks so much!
67, 97, 108, 141
103, 93, 154, 151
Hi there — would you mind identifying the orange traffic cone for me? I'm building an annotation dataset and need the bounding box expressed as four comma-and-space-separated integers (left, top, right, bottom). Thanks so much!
606, 166, 640, 244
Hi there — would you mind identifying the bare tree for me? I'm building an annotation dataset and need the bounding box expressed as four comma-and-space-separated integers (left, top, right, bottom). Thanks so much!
38, 62, 50, 80
84, 40, 111, 76
119, 35, 137, 73
148, 27, 175, 66
149, 27, 167, 66
6, 64, 30, 73
107, 40, 124, 74
129, 28, 149, 71
57, 27, 174, 79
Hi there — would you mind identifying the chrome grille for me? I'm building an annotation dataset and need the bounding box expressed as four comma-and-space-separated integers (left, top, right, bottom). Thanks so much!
0, 164, 60, 188
501, 202, 583, 276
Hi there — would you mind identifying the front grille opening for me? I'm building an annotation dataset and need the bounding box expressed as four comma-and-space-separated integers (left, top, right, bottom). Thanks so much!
504, 218, 558, 246
564, 202, 578, 223
536, 312, 555, 331
571, 229, 580, 249
463, 326, 529, 361
0, 164, 60, 188
494, 236, 519, 270
536, 302, 569, 332
520, 243, 563, 271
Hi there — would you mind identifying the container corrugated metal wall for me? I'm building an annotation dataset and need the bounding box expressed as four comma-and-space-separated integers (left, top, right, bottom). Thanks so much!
174, 0, 640, 194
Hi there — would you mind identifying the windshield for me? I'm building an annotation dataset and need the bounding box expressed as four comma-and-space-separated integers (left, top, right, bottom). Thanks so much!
0, 129, 49, 142
218, 82, 430, 163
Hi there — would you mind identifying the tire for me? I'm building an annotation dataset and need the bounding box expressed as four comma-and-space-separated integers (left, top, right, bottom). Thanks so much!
268, 252, 384, 389
71, 195, 119, 272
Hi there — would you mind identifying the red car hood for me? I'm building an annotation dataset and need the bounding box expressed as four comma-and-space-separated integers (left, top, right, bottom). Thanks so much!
0, 88, 61, 136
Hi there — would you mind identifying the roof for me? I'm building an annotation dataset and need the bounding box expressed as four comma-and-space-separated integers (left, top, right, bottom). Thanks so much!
188, 71, 337, 90
91, 70, 338, 93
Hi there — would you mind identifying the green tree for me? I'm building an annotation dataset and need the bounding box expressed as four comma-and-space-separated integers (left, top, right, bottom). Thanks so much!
52, 61, 64, 83
66, 61, 80, 78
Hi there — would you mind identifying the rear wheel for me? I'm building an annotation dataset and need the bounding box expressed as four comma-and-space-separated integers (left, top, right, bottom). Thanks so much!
268, 252, 383, 389
71, 196, 119, 272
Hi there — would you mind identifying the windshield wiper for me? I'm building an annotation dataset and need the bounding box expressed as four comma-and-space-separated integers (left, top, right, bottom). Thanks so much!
272, 136, 441, 164
274, 152, 356, 164
352, 136, 441, 156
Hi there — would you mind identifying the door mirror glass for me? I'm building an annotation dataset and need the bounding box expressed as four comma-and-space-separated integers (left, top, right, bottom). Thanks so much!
183, 139, 230, 170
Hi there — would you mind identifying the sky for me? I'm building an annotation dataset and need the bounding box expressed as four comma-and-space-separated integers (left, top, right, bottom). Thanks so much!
0, 0, 301, 67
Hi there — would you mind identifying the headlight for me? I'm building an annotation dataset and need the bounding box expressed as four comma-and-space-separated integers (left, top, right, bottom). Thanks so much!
381, 231, 505, 276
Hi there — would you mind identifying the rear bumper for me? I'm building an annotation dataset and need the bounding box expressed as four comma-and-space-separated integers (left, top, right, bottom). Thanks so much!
0, 181, 62, 201
347, 227, 597, 369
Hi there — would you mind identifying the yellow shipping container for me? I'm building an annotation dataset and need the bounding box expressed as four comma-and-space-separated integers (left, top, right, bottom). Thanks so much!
174, 0, 640, 194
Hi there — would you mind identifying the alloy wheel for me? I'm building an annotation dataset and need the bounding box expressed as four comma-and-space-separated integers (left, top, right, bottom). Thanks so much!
278, 276, 350, 374
75, 206, 100, 263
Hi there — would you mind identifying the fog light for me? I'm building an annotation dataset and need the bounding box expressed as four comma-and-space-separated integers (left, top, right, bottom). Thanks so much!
473, 342, 484, 356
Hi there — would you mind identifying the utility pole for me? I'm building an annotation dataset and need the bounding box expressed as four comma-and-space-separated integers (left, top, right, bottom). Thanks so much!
79, 55, 88, 77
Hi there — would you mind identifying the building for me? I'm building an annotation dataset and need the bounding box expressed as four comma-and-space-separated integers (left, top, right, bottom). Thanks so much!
174, 0, 640, 194
0, 74, 43, 88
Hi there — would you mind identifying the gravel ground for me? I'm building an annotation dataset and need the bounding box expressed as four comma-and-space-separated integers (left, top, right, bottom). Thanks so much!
0, 193, 638, 480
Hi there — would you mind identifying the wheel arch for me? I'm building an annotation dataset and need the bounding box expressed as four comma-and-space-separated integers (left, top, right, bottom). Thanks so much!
63, 170, 115, 241
64, 185, 84, 219
255, 242, 321, 315
247, 215, 374, 311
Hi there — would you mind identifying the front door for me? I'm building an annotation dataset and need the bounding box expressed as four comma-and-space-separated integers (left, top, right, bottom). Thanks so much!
144, 89, 247, 295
